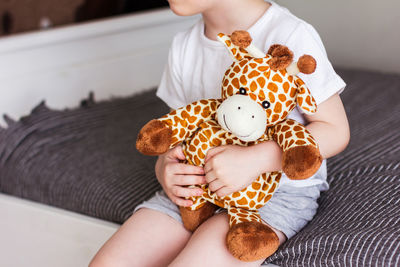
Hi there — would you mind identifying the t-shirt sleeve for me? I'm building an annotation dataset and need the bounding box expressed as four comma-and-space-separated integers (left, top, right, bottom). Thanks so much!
286, 23, 346, 105
156, 33, 186, 109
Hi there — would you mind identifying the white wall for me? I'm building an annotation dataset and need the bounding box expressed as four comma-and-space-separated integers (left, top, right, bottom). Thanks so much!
276, 0, 400, 74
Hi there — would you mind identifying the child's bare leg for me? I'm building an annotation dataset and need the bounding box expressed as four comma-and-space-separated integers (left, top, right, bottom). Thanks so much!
89, 208, 191, 267
169, 213, 286, 267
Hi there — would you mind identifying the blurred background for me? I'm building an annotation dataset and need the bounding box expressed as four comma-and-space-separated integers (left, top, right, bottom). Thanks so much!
275, 0, 400, 75
0, 0, 168, 36
1, 0, 399, 73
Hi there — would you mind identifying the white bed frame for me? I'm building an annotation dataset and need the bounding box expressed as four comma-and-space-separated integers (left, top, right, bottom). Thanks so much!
0, 9, 198, 267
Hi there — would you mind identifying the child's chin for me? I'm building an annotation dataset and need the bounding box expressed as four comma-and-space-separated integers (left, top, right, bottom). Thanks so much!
168, 2, 201, 16
170, 8, 196, 16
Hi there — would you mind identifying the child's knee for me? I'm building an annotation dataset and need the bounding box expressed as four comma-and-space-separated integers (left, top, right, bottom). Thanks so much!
194, 212, 230, 234
89, 254, 114, 267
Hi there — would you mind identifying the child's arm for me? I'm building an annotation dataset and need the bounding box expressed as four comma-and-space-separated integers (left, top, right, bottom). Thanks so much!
204, 93, 350, 197
302, 94, 350, 159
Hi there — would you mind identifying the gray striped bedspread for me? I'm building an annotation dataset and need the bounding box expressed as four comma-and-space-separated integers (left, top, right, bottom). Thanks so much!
0, 68, 399, 266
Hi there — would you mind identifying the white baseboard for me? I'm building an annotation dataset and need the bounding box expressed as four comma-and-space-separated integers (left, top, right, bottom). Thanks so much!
0, 193, 119, 267
0, 8, 199, 127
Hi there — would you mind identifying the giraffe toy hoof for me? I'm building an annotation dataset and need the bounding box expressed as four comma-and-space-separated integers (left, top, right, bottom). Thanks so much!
136, 119, 172, 156
180, 202, 217, 232
226, 221, 279, 262
283, 145, 323, 180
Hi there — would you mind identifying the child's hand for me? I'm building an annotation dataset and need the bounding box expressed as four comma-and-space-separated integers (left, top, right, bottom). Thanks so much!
155, 146, 206, 207
204, 145, 272, 197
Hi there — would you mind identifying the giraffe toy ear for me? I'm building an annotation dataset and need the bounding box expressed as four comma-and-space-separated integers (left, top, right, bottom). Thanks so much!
295, 77, 318, 115
267, 44, 294, 71
217, 31, 265, 61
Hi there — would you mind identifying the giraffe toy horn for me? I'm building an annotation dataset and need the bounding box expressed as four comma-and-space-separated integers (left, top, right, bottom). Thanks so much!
287, 55, 317, 76
246, 43, 266, 58
230, 31, 265, 58
217, 31, 265, 60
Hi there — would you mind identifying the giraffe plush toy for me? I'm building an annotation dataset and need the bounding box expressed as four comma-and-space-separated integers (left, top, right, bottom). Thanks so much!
136, 30, 323, 261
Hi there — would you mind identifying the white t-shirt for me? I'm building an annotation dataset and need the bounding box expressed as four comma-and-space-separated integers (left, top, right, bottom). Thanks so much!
156, 1, 346, 189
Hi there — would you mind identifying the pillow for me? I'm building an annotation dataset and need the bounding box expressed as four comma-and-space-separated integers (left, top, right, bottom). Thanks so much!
0, 90, 169, 223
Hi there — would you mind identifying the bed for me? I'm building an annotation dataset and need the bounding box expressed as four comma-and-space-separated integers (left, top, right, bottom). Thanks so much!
0, 8, 399, 267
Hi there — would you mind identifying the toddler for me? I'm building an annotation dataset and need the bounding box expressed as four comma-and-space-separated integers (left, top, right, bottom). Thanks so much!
90, 0, 350, 266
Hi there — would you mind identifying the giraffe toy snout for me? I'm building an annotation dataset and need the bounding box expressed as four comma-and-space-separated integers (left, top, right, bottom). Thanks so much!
216, 95, 267, 142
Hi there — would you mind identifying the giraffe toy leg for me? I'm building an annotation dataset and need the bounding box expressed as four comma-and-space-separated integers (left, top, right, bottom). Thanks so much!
180, 196, 217, 232
271, 119, 323, 180
226, 207, 279, 262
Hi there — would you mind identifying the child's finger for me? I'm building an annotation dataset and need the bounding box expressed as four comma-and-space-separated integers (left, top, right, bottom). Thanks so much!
204, 146, 226, 163
170, 145, 186, 161
172, 163, 204, 175
215, 186, 233, 197
215, 186, 232, 198
171, 185, 203, 198
205, 169, 218, 183
203, 162, 212, 174
174, 175, 206, 186
209, 179, 225, 192
215, 186, 234, 197
170, 195, 193, 207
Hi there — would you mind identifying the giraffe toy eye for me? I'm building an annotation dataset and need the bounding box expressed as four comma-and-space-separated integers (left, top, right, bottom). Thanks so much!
239, 87, 247, 95
262, 101, 271, 109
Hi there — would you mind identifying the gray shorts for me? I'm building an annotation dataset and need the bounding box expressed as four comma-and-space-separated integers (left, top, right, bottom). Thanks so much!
134, 184, 323, 239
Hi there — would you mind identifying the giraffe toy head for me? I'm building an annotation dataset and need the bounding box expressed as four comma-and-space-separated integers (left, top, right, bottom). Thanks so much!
216, 31, 317, 142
